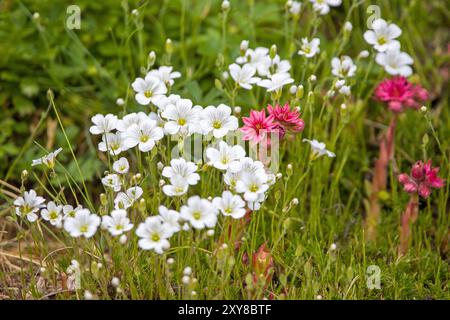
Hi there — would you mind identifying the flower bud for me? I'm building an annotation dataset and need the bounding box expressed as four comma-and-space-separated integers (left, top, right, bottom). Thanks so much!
111, 277, 120, 287
147, 51, 156, 67
286, 163, 293, 176
343, 21, 353, 33
131, 9, 138, 16
309, 74, 317, 82
119, 234, 127, 244
358, 50, 369, 59
420, 105, 427, 113
116, 98, 124, 106
221, 0, 230, 12
296, 85, 304, 99
234, 106, 241, 114
269, 44, 277, 59
165, 38, 173, 55
289, 85, 298, 95
100, 193, 107, 206
183, 266, 192, 276
240, 40, 249, 55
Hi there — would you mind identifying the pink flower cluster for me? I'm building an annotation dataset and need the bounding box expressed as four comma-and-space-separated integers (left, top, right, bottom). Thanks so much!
398, 160, 444, 198
374, 76, 428, 113
240, 104, 304, 144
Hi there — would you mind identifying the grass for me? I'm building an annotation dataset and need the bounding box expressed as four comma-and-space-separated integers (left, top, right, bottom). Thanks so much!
0, 0, 449, 299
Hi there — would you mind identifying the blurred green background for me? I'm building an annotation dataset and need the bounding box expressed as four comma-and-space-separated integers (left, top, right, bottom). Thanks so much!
0, 0, 448, 187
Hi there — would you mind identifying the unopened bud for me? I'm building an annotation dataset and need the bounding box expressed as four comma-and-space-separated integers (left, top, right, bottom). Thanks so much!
221, 0, 230, 12
165, 38, 173, 55
270, 45, 277, 59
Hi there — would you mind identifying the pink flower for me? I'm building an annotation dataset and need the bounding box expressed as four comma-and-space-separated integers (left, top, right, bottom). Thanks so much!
267, 103, 305, 134
398, 160, 445, 198
240, 110, 277, 144
374, 76, 428, 113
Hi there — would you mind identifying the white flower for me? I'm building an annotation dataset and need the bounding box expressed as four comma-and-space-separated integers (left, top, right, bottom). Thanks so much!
206, 141, 245, 172
113, 157, 130, 174
303, 138, 336, 158
102, 209, 133, 236
375, 46, 413, 77
240, 40, 249, 52
162, 158, 200, 186
331, 56, 357, 78
41, 201, 63, 227
132, 74, 167, 105
116, 112, 149, 132
258, 72, 294, 92
13, 189, 45, 222
89, 114, 118, 135
364, 18, 401, 52
260, 56, 292, 76
98, 133, 124, 155
122, 121, 164, 152
213, 191, 246, 219
136, 216, 172, 253
343, 21, 353, 32
310, 0, 341, 15
158, 205, 180, 234
63, 204, 83, 219
200, 104, 238, 138
236, 47, 271, 76
180, 196, 218, 230
64, 209, 101, 238
247, 192, 266, 211
31, 148, 63, 169
229, 63, 261, 90
148, 66, 181, 87
101, 174, 122, 192
161, 99, 203, 136
162, 176, 189, 197
152, 94, 181, 112
235, 172, 269, 202
290, 1, 302, 15
339, 85, 351, 96
114, 186, 143, 209
298, 38, 320, 58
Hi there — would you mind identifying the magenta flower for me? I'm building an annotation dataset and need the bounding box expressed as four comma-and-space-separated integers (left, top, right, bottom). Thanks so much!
374, 76, 428, 113
267, 103, 305, 134
240, 110, 277, 144
398, 160, 445, 198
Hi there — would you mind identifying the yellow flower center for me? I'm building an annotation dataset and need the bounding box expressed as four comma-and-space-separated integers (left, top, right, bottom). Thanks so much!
377, 36, 386, 45
144, 90, 153, 98
140, 135, 149, 143
49, 211, 58, 220
80, 225, 88, 233
193, 211, 202, 220
178, 118, 186, 126
250, 184, 259, 192
152, 234, 160, 242
213, 120, 222, 129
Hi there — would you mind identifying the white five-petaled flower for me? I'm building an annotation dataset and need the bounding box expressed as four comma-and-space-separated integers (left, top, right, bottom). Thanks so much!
122, 121, 164, 152
116, 112, 149, 132
63, 204, 83, 219
236, 47, 271, 76
298, 38, 320, 58
101, 173, 122, 192
258, 72, 294, 92
161, 98, 203, 136
152, 94, 181, 112
101, 209, 133, 236
235, 172, 269, 202
31, 148, 63, 169
309, 0, 342, 15
180, 196, 218, 230
41, 201, 63, 227
158, 205, 181, 234
289, 1, 302, 15
364, 18, 402, 52
114, 186, 143, 209
162, 158, 200, 186
13, 189, 46, 222
200, 104, 238, 138
375, 46, 413, 77
64, 209, 101, 238
261, 55, 292, 77
148, 66, 181, 87
136, 216, 172, 253
98, 133, 124, 155
89, 114, 118, 135
206, 141, 245, 172
228, 63, 261, 90
132, 73, 167, 105
303, 138, 336, 158
331, 56, 357, 78
113, 157, 130, 174
162, 175, 189, 197
213, 191, 246, 219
